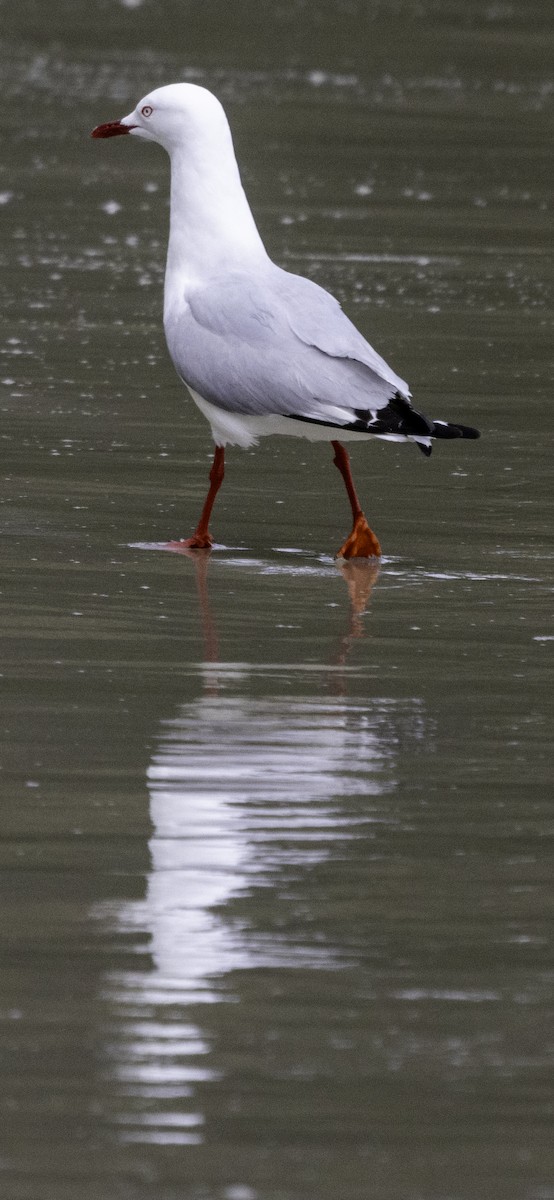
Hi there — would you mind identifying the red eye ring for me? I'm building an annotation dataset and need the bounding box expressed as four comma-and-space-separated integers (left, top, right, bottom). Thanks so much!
141, 105, 153, 117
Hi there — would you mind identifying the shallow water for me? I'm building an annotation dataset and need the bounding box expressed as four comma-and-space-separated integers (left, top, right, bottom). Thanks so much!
1, 4, 553, 1199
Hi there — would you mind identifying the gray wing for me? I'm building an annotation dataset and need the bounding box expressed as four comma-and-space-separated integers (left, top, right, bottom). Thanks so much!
280, 269, 410, 398
164, 264, 410, 421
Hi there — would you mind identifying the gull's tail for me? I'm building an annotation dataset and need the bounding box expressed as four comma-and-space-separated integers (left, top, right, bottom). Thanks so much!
289, 390, 481, 455
417, 417, 481, 458
349, 391, 481, 456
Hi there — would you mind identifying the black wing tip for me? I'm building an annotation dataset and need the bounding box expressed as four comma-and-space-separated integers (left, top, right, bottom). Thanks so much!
288, 397, 481, 448
431, 420, 481, 441
352, 392, 434, 438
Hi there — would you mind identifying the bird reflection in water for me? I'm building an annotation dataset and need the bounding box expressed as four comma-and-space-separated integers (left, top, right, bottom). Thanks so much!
335, 556, 380, 672
177, 544, 381, 683
93, 551, 425, 1146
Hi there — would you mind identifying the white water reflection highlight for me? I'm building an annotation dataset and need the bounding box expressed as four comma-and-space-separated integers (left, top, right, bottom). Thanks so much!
94, 678, 425, 1144
92, 559, 426, 1144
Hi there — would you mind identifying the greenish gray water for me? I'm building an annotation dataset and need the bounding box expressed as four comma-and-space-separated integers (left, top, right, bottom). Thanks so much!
1, 4, 553, 1198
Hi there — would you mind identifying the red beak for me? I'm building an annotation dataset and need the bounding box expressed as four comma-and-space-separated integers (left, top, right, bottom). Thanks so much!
91, 121, 136, 138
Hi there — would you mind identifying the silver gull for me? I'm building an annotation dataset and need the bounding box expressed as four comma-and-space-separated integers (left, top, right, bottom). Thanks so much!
92, 83, 480, 558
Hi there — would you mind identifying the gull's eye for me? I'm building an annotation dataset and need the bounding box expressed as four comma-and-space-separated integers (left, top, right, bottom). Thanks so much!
141, 105, 153, 117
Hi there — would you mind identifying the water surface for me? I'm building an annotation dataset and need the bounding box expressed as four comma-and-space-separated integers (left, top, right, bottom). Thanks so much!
1, 4, 553, 1198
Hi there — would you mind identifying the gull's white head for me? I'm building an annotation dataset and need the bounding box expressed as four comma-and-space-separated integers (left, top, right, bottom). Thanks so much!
91, 82, 231, 155
92, 80, 265, 271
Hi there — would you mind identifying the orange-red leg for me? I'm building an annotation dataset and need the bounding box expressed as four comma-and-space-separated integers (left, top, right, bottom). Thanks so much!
331, 440, 381, 559
177, 445, 225, 549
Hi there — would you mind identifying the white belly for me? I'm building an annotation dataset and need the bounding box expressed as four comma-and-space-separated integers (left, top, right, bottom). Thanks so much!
186, 386, 412, 450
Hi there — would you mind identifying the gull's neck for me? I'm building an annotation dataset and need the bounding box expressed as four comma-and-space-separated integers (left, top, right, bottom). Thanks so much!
164, 127, 268, 312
